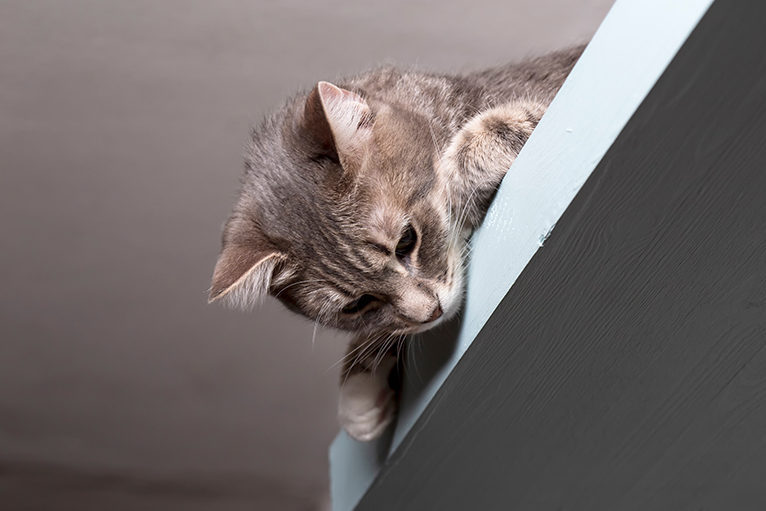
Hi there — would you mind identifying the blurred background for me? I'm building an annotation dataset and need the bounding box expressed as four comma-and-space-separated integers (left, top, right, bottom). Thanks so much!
0, 1, 612, 509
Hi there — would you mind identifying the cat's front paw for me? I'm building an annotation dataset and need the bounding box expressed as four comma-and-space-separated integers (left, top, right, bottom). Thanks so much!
440, 99, 547, 228
338, 354, 397, 442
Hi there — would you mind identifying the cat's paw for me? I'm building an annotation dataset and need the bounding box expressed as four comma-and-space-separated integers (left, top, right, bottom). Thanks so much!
440, 99, 548, 228
446, 100, 547, 182
338, 354, 397, 441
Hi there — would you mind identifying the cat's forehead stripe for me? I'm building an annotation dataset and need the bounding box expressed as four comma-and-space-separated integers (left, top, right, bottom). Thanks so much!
407, 176, 436, 206
309, 247, 383, 295
320, 225, 386, 274
303, 269, 355, 301
366, 198, 405, 241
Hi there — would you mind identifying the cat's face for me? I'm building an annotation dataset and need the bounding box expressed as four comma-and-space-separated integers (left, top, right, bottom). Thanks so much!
210, 82, 466, 337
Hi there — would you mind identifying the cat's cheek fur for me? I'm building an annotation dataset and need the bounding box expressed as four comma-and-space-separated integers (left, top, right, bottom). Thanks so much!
432, 224, 469, 324
438, 254, 466, 322
339, 353, 397, 441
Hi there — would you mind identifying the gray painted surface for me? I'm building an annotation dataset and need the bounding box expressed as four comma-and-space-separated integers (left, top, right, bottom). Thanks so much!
0, 0, 612, 508
353, 0, 766, 508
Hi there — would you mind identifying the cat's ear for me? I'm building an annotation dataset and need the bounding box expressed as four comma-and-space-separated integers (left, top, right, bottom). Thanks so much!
303, 81, 374, 168
208, 242, 285, 310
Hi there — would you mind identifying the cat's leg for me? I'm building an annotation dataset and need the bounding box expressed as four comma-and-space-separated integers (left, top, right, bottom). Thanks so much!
338, 335, 400, 441
442, 99, 547, 228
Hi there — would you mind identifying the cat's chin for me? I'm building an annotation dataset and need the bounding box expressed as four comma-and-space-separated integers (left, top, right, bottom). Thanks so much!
406, 314, 447, 334
398, 301, 459, 335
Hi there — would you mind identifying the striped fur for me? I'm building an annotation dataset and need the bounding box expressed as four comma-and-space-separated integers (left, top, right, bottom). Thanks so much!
210, 46, 585, 440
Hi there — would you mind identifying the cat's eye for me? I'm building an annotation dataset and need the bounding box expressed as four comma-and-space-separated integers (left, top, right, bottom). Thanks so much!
395, 225, 417, 262
341, 294, 379, 315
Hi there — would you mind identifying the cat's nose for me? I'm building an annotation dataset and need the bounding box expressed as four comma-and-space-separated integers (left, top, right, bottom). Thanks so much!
424, 304, 443, 323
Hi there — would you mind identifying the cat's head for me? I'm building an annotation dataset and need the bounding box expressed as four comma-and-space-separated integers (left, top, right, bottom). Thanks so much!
209, 82, 466, 336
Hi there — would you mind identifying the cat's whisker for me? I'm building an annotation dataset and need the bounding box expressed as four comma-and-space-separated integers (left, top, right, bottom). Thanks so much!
454, 180, 486, 235
460, 240, 476, 258
396, 335, 407, 369
337, 333, 380, 390
446, 177, 486, 253
427, 123, 442, 156
370, 337, 392, 376
341, 333, 381, 373
327, 326, 383, 375
405, 334, 424, 386
273, 278, 330, 299
311, 300, 335, 351
373, 332, 402, 375
330, 334, 373, 372
444, 194, 474, 260
356, 335, 386, 370
312, 322, 319, 352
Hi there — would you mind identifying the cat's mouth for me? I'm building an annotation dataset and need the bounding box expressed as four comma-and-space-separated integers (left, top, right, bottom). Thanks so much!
404, 314, 446, 334
395, 304, 454, 334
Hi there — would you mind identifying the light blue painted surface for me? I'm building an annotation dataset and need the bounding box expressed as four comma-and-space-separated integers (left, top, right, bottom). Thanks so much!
330, 0, 714, 509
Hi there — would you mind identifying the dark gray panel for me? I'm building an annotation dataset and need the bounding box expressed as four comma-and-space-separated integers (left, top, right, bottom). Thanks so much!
355, 0, 766, 509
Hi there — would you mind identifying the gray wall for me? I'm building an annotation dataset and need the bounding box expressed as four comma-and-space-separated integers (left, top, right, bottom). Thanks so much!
0, 1, 612, 508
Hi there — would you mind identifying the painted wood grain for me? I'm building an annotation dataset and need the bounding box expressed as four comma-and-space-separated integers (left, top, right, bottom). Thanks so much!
353, 0, 766, 509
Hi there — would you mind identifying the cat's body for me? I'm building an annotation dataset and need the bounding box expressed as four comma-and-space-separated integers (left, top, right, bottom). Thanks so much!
210, 46, 584, 441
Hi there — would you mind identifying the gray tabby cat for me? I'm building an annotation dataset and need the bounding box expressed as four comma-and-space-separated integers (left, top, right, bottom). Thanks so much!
209, 46, 584, 441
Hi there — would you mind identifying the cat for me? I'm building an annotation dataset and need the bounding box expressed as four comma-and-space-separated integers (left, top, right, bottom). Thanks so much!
209, 45, 584, 441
